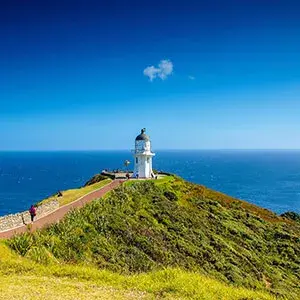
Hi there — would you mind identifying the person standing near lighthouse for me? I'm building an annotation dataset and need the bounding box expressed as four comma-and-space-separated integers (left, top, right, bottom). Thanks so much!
133, 128, 155, 178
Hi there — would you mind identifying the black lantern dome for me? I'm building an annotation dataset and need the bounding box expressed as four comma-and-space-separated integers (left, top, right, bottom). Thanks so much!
135, 128, 150, 141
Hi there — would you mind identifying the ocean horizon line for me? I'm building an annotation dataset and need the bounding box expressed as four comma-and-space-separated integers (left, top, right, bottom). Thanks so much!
1, 149, 300, 152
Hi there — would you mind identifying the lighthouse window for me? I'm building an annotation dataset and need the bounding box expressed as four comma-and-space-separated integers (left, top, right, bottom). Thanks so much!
136, 157, 138, 163
147, 157, 150, 163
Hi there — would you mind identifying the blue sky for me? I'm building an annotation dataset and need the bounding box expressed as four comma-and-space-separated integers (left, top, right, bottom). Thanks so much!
1, 0, 300, 150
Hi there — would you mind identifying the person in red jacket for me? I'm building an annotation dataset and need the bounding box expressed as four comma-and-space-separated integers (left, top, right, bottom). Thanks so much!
29, 205, 36, 223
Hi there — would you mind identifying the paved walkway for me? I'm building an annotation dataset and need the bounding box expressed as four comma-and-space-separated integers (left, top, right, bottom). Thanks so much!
0, 180, 123, 239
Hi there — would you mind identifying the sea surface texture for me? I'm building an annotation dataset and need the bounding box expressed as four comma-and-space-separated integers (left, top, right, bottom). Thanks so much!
0, 150, 299, 216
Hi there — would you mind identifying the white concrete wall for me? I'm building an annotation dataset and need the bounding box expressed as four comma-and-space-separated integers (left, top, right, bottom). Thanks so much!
0, 200, 59, 232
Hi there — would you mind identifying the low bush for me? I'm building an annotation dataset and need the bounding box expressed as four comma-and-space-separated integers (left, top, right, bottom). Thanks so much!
84, 174, 110, 186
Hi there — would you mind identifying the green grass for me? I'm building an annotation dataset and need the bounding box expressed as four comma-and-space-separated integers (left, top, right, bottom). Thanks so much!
123, 175, 175, 186
5, 176, 300, 299
39, 178, 112, 207
0, 243, 275, 300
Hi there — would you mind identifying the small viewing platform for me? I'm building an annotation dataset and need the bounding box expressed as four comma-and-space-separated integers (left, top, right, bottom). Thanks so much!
101, 170, 168, 180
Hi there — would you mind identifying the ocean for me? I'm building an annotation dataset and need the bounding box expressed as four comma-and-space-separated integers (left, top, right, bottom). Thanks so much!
0, 150, 299, 216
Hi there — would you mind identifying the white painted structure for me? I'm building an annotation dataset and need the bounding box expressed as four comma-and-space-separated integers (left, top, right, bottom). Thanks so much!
133, 128, 155, 178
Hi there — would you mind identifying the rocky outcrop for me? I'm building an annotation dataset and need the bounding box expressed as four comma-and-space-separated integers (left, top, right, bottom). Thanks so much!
0, 200, 59, 232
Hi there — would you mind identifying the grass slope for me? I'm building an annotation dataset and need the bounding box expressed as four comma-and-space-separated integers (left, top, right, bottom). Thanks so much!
39, 178, 112, 206
5, 176, 300, 299
0, 243, 274, 300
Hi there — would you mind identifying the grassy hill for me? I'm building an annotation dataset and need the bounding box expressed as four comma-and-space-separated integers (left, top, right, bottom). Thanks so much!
0, 242, 275, 299
3, 175, 300, 299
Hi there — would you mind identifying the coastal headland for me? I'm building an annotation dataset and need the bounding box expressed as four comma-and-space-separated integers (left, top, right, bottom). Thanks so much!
0, 173, 299, 299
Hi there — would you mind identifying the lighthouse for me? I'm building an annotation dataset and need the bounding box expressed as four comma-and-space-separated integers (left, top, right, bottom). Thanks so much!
133, 128, 155, 178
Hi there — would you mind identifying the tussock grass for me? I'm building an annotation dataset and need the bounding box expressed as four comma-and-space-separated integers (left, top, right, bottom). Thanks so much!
0, 243, 274, 300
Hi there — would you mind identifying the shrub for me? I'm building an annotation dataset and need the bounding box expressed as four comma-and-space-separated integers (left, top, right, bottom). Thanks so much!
280, 211, 300, 222
84, 174, 109, 186
164, 191, 178, 201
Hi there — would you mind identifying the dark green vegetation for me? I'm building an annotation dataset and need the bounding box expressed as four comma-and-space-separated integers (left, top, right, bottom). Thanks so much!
281, 211, 300, 223
7, 176, 300, 299
84, 174, 110, 186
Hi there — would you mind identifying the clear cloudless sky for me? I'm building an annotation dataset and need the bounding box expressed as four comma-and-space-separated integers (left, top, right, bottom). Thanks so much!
1, 0, 300, 150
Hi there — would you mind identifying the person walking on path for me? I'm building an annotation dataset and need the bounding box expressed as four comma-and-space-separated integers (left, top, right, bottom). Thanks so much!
29, 205, 36, 223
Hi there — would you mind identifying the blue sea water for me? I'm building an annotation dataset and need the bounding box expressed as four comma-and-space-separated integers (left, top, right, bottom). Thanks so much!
0, 150, 300, 216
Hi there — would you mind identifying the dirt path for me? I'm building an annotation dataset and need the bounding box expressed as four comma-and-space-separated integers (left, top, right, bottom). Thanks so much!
0, 180, 123, 239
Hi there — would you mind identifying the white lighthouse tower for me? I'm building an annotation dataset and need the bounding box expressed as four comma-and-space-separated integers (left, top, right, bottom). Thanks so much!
133, 128, 155, 178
